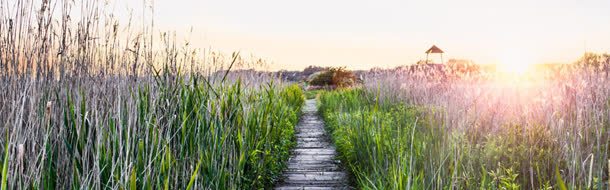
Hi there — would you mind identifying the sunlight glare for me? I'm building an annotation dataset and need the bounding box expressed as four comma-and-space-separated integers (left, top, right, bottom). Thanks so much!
497, 51, 534, 75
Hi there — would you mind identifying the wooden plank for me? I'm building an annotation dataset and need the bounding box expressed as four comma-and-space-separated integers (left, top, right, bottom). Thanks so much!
275, 99, 352, 189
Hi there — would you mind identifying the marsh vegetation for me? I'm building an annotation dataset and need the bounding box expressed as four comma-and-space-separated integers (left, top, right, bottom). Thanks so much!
319, 60, 610, 189
0, 0, 305, 189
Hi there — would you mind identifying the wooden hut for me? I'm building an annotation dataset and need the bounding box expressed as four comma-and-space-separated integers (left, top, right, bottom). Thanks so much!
425, 45, 444, 64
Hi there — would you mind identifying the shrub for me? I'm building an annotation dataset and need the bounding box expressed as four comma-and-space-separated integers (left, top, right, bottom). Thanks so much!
308, 70, 334, 86
308, 67, 358, 88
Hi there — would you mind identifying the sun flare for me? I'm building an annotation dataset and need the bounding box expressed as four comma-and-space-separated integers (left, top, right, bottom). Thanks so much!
499, 61, 529, 74
497, 52, 534, 75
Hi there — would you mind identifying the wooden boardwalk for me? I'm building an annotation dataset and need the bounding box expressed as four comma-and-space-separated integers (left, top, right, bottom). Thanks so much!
275, 99, 351, 190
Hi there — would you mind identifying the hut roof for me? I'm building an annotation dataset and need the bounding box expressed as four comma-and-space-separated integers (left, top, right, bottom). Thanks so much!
425, 45, 444, 54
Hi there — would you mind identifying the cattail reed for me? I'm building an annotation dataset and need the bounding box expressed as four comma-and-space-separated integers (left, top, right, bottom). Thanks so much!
0, 0, 305, 189
319, 59, 610, 189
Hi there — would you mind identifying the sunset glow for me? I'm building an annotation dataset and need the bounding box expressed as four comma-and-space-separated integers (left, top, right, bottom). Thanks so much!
142, 0, 610, 70
3, 0, 610, 189
497, 52, 535, 74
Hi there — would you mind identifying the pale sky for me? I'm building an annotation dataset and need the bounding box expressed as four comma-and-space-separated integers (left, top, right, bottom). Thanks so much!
129, 0, 610, 70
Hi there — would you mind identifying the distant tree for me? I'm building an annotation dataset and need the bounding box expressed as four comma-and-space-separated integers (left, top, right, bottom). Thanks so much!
576, 53, 610, 78
576, 52, 610, 69
447, 59, 480, 74
370, 67, 383, 72
276, 70, 303, 82
308, 71, 334, 86
330, 67, 357, 88
303, 65, 328, 76
308, 67, 358, 88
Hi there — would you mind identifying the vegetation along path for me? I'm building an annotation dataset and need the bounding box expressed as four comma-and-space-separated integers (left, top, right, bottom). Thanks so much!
275, 99, 351, 190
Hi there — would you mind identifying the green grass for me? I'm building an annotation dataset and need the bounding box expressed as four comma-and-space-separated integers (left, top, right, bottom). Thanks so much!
319, 89, 435, 189
0, 0, 307, 188
304, 90, 325, 99
319, 88, 605, 189
1, 74, 304, 189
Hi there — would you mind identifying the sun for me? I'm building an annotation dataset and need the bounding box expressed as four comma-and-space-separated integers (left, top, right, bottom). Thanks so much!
497, 52, 534, 75
499, 59, 529, 74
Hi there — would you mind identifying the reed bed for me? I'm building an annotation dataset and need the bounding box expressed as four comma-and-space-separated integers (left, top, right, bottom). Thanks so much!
320, 64, 610, 189
0, 0, 305, 189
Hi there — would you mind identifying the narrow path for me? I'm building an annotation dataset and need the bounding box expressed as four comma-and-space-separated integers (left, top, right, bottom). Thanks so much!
275, 99, 351, 190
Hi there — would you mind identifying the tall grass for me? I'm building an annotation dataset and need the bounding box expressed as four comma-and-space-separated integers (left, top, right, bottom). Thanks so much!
320, 64, 610, 189
0, 0, 304, 189
320, 89, 440, 189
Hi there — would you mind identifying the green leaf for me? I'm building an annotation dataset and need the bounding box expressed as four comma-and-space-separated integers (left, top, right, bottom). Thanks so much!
2, 133, 9, 190
186, 158, 202, 190
555, 165, 567, 190
130, 169, 137, 190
